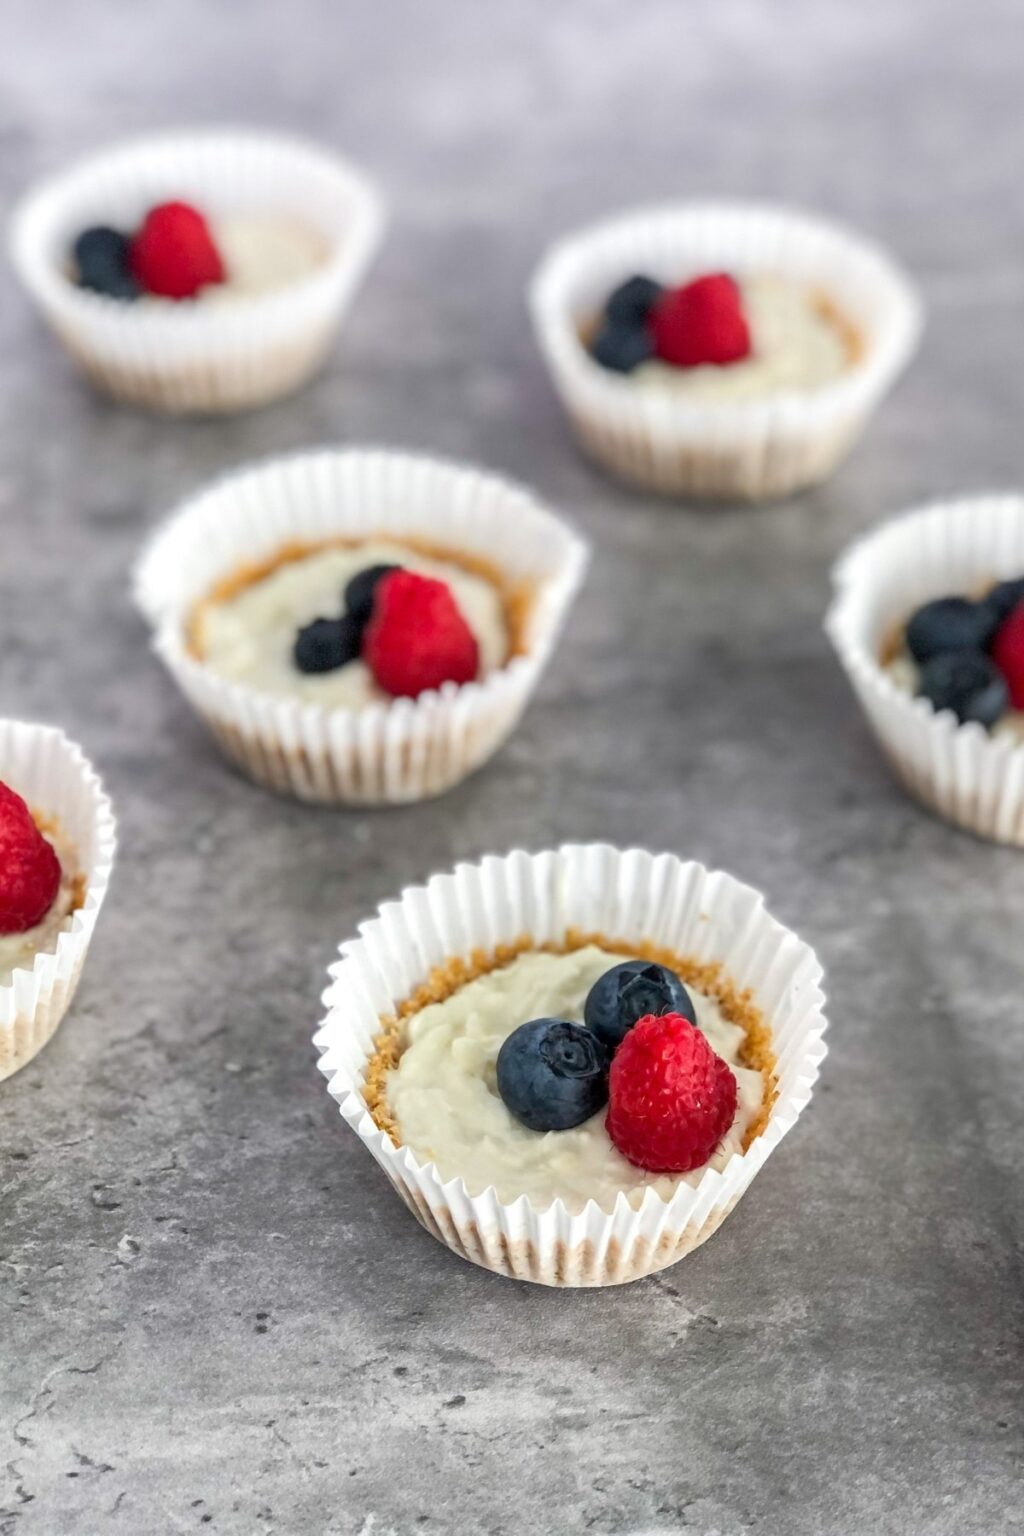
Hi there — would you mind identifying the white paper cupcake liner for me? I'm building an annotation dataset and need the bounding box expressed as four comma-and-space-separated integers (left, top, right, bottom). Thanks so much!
826, 493, 1024, 845
135, 447, 588, 805
8, 128, 385, 414
314, 843, 828, 1287
0, 721, 117, 1082
529, 201, 922, 502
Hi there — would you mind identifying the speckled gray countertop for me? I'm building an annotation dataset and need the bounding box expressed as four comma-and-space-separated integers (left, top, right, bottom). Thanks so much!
1, 3, 1022, 1533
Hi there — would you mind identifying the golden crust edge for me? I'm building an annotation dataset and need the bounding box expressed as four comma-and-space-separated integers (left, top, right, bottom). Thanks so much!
362, 929, 778, 1156
31, 810, 87, 915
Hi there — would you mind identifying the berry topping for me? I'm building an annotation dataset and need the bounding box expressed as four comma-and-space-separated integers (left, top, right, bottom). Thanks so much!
344, 563, 401, 625
905, 597, 998, 665
651, 273, 751, 369
584, 960, 696, 1050
73, 226, 139, 300
604, 274, 664, 329
362, 570, 479, 699
917, 650, 1009, 727
991, 602, 1024, 709
128, 202, 225, 299
986, 576, 1024, 624
0, 783, 62, 936
496, 1018, 609, 1132
591, 323, 654, 374
606, 1012, 737, 1174
293, 615, 362, 674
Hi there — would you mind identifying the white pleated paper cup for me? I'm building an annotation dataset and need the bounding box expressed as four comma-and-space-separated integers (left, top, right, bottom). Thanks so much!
8, 128, 385, 414
134, 448, 588, 806
529, 202, 922, 503
314, 844, 828, 1287
827, 493, 1024, 845
0, 722, 117, 1083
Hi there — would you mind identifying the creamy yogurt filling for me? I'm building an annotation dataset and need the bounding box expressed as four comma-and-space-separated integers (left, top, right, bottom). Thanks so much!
191, 539, 510, 708
0, 821, 79, 988
201, 213, 329, 300
91, 212, 330, 304
628, 275, 854, 402
885, 651, 1024, 742
384, 945, 767, 1215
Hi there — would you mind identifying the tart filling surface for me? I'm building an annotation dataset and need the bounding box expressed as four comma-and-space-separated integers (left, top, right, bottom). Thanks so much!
188, 214, 328, 300
0, 818, 83, 988
631, 277, 856, 401
188, 537, 525, 708
70, 201, 329, 303
584, 270, 859, 401
365, 936, 775, 1215
881, 577, 1024, 740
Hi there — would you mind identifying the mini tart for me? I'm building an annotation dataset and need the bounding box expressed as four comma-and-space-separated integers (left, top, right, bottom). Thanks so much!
186, 532, 534, 707
529, 200, 923, 501
826, 493, 1024, 846
0, 813, 87, 988
316, 843, 827, 1285
0, 720, 117, 1083
363, 930, 777, 1216
135, 448, 588, 805
9, 129, 385, 414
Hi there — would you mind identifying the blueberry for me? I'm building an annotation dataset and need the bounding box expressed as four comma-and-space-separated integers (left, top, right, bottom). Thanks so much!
605, 274, 663, 328
293, 614, 362, 674
905, 597, 998, 665
583, 960, 696, 1051
496, 1018, 608, 1132
984, 576, 1024, 625
590, 323, 654, 374
917, 650, 1009, 727
344, 564, 400, 624
72, 226, 139, 300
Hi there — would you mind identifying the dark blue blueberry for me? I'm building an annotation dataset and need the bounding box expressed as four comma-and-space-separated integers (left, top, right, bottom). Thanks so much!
293, 614, 362, 674
917, 650, 1009, 727
496, 1018, 608, 1132
590, 323, 654, 374
583, 960, 696, 1051
72, 226, 140, 300
344, 564, 400, 624
905, 597, 999, 665
983, 576, 1024, 625
605, 274, 663, 328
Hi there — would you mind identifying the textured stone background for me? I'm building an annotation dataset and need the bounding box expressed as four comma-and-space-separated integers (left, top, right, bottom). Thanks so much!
1, 2, 1022, 1533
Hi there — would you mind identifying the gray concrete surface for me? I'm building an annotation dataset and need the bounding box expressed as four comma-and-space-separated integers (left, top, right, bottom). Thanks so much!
2, 2, 1022, 1532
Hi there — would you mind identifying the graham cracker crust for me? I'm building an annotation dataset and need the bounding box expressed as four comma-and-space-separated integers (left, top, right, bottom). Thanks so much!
32, 810, 87, 914
363, 929, 778, 1154
185, 532, 536, 666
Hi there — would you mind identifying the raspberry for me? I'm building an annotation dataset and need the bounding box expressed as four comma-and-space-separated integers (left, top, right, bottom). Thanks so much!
991, 602, 1024, 710
0, 782, 61, 935
362, 570, 479, 698
129, 202, 225, 299
606, 1012, 738, 1173
651, 272, 751, 368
